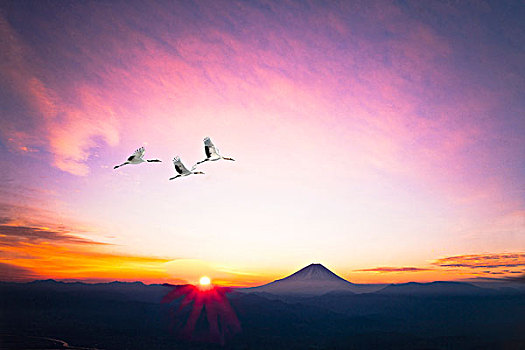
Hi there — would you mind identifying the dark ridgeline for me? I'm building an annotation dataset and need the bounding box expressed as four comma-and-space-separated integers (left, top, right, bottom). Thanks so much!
1, 264, 525, 349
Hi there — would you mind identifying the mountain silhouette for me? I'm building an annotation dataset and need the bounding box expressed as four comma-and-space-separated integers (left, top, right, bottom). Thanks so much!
376, 281, 496, 296
242, 263, 356, 296
2, 278, 524, 349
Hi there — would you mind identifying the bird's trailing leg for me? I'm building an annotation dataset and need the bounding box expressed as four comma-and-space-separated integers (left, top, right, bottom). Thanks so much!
114, 162, 128, 169
222, 157, 235, 161
196, 159, 209, 165
147, 159, 162, 162
169, 175, 182, 180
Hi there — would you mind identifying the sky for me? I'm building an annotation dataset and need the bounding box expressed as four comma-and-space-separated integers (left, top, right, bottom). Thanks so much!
0, 0, 524, 286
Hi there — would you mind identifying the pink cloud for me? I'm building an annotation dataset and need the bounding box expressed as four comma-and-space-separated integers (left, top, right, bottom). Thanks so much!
48, 87, 119, 176
0, 15, 119, 176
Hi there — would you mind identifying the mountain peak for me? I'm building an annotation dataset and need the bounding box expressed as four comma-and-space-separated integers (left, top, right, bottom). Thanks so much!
243, 263, 355, 296
282, 263, 348, 282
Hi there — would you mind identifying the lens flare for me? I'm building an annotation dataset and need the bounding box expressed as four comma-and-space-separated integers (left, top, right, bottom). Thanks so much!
162, 284, 241, 344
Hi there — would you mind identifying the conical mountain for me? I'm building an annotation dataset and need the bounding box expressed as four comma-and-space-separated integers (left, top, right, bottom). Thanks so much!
244, 263, 355, 296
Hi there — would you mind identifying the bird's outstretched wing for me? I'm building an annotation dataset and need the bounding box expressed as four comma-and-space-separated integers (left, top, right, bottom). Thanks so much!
128, 147, 145, 161
173, 156, 190, 174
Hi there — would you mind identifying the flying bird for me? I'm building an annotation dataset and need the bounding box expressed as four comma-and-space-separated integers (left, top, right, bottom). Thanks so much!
114, 147, 162, 169
195, 137, 235, 166
170, 156, 205, 180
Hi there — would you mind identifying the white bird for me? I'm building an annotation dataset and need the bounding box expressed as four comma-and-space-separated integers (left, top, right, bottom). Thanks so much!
170, 156, 205, 180
114, 147, 162, 169
195, 137, 235, 166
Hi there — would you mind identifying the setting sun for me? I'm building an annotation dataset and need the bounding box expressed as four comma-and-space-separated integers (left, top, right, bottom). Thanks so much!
199, 276, 211, 286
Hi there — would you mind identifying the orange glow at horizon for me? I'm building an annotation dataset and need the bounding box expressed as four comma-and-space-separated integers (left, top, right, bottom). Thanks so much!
1, 235, 522, 285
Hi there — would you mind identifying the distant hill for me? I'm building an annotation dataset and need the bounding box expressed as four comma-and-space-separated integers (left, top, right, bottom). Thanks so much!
2, 276, 525, 349
376, 281, 496, 296
241, 263, 357, 296
3, 279, 173, 303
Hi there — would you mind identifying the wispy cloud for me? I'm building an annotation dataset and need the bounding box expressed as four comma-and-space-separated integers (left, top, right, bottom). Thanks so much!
352, 253, 525, 281
354, 267, 432, 273
0, 222, 108, 247
0, 14, 119, 176
433, 253, 525, 269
